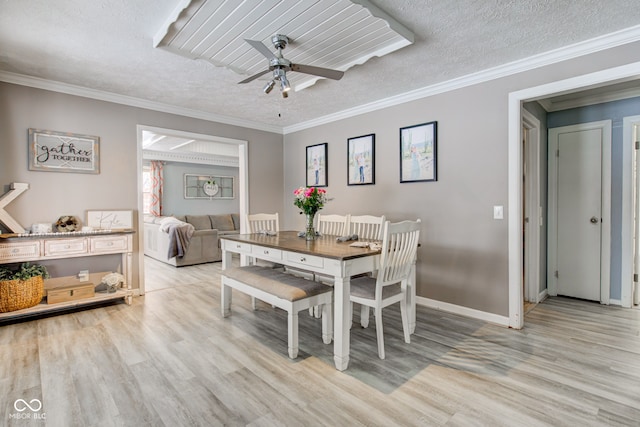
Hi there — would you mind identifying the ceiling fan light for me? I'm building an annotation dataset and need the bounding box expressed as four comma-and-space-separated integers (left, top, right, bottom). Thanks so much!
280, 75, 290, 92
263, 79, 276, 94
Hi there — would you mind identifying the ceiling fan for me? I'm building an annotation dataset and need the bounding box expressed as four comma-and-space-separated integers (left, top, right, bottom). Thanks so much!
239, 34, 344, 98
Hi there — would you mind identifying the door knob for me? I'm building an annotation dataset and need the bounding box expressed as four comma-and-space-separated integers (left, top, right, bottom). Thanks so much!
590, 216, 599, 224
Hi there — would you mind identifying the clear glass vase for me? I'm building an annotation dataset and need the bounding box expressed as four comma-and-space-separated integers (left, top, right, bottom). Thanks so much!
305, 213, 316, 241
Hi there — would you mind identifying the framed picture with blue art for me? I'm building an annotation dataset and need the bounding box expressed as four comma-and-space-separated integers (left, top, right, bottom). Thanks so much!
400, 121, 437, 183
306, 143, 328, 187
347, 133, 375, 185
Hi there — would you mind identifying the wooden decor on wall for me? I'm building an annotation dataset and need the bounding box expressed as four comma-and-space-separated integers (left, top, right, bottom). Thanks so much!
28, 128, 100, 174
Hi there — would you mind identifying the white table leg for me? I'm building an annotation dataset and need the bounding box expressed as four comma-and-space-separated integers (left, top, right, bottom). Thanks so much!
333, 275, 350, 371
222, 248, 232, 271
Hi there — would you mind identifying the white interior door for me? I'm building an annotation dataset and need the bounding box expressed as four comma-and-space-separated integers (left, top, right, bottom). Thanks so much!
548, 121, 611, 303
557, 129, 602, 300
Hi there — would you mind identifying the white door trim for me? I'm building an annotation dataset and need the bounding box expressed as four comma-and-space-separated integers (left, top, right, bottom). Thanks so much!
547, 120, 612, 303
621, 115, 640, 307
507, 60, 640, 329
135, 125, 249, 294
522, 109, 541, 303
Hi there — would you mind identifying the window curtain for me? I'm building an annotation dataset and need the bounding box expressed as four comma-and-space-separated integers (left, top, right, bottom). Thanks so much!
150, 161, 164, 217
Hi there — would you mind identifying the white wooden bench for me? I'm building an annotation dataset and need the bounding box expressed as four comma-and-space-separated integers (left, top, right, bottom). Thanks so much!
221, 265, 333, 358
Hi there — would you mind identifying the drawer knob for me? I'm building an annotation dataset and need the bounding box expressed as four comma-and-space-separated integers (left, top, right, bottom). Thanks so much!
108, 242, 114, 246
236, 244, 241, 248
264, 250, 269, 254
300, 257, 306, 262
12, 248, 19, 253
64, 245, 71, 249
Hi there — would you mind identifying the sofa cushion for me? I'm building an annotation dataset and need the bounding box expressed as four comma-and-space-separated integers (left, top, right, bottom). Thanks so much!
186, 215, 212, 231
231, 213, 241, 231
210, 214, 235, 232
173, 215, 186, 222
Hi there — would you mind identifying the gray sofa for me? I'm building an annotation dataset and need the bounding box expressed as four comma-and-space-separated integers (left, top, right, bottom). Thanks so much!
144, 213, 240, 266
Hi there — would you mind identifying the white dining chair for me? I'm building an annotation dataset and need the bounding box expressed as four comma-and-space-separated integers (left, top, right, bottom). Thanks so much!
349, 219, 421, 359
317, 214, 350, 236
246, 212, 279, 234
349, 214, 385, 240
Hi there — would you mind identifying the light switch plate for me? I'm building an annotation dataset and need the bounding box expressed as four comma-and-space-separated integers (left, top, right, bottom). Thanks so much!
493, 205, 504, 220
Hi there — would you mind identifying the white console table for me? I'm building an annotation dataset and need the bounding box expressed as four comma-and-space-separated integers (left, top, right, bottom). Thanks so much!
0, 231, 134, 321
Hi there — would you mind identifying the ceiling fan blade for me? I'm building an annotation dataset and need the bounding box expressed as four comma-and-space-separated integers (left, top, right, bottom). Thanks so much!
238, 69, 271, 84
244, 39, 276, 60
291, 64, 344, 80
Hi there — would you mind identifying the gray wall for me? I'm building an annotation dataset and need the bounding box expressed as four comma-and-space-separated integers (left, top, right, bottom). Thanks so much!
2, 39, 640, 316
0, 82, 284, 289
283, 41, 640, 317
161, 162, 239, 216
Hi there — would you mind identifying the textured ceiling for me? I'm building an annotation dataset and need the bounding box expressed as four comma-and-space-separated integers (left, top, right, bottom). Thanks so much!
1, 0, 640, 131
154, 0, 413, 92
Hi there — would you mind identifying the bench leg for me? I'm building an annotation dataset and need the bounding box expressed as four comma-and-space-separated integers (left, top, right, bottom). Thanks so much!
221, 282, 232, 317
322, 300, 333, 344
288, 311, 299, 359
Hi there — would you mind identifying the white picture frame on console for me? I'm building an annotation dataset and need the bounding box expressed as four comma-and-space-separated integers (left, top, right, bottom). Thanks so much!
86, 210, 133, 230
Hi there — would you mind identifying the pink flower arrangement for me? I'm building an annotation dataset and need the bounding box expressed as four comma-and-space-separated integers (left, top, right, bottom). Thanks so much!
293, 186, 328, 215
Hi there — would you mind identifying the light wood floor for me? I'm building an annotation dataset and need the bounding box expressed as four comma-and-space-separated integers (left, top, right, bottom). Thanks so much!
1, 257, 639, 426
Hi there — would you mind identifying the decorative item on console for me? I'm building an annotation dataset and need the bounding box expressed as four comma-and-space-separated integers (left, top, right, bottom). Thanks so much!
55, 215, 80, 232
97, 272, 125, 293
0, 262, 50, 312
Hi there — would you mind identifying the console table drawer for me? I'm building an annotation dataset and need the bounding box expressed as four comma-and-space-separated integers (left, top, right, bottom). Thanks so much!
252, 246, 282, 261
285, 252, 324, 269
44, 238, 88, 256
0, 241, 41, 261
90, 235, 130, 254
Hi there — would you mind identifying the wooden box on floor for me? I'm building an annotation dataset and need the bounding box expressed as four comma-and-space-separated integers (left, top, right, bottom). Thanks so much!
47, 283, 95, 304
44, 272, 107, 304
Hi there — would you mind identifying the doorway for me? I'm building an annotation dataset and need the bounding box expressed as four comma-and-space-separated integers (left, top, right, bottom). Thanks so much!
522, 109, 541, 310
507, 61, 640, 329
547, 121, 612, 302
136, 125, 249, 295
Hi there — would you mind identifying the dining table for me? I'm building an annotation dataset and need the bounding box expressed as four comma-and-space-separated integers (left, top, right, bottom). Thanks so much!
219, 230, 416, 371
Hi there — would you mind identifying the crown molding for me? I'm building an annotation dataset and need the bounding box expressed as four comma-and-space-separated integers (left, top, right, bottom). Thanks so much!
0, 71, 283, 134
283, 24, 640, 134
142, 149, 239, 167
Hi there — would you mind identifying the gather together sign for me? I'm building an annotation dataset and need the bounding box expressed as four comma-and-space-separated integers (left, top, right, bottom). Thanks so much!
28, 128, 100, 174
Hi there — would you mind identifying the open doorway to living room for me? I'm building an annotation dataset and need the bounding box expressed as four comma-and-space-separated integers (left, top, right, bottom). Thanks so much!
136, 125, 248, 294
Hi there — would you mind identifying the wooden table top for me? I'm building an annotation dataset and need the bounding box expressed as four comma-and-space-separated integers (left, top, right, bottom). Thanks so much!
220, 230, 380, 261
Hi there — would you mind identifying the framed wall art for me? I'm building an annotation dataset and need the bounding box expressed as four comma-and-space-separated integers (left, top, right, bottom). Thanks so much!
400, 121, 437, 183
347, 133, 375, 185
306, 143, 328, 187
28, 128, 100, 174
184, 174, 235, 199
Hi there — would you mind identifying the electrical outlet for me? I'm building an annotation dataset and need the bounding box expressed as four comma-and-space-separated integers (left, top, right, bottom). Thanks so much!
78, 270, 89, 282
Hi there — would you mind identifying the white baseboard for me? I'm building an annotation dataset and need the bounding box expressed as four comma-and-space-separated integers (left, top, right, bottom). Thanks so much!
416, 296, 510, 327
608, 298, 622, 306
537, 289, 548, 303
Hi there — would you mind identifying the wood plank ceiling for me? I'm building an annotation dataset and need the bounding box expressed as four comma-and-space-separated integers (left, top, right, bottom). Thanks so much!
154, 0, 414, 92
